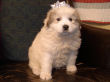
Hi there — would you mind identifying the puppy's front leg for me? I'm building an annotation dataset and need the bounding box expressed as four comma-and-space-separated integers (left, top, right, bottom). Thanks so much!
40, 53, 53, 80
66, 51, 78, 74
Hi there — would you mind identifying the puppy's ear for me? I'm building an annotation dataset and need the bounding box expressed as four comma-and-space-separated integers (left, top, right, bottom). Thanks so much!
73, 10, 81, 29
44, 10, 54, 27
74, 10, 81, 23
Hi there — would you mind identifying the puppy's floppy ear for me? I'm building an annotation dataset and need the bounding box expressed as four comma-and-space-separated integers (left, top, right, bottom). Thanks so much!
44, 9, 54, 27
74, 10, 81, 23
73, 10, 81, 29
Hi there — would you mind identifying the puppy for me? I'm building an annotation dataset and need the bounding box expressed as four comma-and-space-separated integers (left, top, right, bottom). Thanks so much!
28, 6, 81, 80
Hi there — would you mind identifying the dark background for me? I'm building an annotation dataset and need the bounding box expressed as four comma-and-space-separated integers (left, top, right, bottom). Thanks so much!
1, 0, 55, 61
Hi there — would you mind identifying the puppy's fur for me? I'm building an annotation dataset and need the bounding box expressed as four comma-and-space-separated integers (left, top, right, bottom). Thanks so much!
28, 6, 81, 80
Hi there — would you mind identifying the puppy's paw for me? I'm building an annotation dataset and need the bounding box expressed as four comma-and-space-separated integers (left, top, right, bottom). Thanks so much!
66, 65, 77, 74
40, 72, 52, 80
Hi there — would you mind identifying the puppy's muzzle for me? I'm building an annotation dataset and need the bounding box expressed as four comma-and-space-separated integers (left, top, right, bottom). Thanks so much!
63, 25, 69, 31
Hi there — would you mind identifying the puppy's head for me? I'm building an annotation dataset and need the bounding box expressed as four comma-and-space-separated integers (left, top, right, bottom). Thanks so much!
44, 6, 80, 34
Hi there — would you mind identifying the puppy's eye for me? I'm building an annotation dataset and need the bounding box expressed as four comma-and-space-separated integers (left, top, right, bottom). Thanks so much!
69, 18, 72, 21
56, 18, 61, 21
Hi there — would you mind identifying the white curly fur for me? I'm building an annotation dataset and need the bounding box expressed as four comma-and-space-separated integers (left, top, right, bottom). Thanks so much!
28, 6, 81, 80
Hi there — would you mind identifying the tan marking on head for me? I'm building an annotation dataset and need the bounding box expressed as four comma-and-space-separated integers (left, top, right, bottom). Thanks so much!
44, 9, 56, 27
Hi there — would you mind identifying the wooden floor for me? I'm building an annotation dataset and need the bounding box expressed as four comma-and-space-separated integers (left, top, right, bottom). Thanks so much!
0, 60, 110, 82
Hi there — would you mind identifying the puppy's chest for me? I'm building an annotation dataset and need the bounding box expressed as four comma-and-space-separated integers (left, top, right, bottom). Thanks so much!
52, 42, 72, 68
54, 40, 73, 52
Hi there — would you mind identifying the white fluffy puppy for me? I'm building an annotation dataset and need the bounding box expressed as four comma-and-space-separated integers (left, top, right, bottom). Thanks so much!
28, 6, 81, 80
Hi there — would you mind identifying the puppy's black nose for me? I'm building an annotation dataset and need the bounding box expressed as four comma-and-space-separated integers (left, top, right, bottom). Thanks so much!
63, 25, 69, 31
